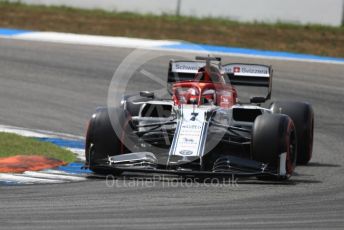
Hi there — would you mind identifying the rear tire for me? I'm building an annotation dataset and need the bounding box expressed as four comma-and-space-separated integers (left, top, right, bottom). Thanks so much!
85, 107, 129, 175
270, 101, 314, 165
252, 114, 297, 180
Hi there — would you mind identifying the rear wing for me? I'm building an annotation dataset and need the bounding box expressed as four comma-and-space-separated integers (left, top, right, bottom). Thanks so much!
168, 60, 273, 100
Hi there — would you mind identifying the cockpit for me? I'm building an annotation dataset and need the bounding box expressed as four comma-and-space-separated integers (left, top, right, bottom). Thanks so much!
175, 87, 216, 105
172, 64, 236, 108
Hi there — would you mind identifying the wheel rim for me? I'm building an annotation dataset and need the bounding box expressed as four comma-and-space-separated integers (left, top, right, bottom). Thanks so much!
308, 117, 314, 160
286, 130, 297, 175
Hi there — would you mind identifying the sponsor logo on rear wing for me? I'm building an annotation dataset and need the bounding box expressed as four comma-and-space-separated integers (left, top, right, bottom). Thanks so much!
222, 64, 271, 77
168, 61, 207, 84
171, 61, 206, 73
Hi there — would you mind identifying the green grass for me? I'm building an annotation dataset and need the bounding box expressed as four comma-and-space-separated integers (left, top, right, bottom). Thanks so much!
0, 1, 343, 57
0, 132, 77, 162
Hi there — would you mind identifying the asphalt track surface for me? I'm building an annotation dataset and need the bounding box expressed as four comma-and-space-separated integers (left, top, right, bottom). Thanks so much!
0, 38, 344, 229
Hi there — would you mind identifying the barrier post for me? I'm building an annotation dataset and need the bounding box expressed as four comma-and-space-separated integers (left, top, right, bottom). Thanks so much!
342, 0, 344, 25
176, 0, 182, 16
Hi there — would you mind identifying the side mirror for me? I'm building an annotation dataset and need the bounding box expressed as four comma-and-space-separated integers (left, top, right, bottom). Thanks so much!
140, 91, 155, 99
250, 97, 266, 104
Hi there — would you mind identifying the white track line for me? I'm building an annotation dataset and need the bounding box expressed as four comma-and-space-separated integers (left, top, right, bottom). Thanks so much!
0, 124, 83, 140
14, 32, 178, 49
43, 169, 88, 176
0, 170, 88, 185
0, 174, 64, 184
23, 171, 87, 182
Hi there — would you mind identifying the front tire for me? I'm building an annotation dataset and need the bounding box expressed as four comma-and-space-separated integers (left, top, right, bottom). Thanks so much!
85, 107, 129, 174
252, 114, 297, 180
270, 101, 314, 165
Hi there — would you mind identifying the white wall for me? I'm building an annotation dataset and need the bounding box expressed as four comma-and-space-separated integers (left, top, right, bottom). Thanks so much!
10, 0, 344, 26
181, 0, 344, 26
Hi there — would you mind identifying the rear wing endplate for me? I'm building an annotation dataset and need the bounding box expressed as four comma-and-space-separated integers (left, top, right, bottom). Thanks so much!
222, 63, 273, 99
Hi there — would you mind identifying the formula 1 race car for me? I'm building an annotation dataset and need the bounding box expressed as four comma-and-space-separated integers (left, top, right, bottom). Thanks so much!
85, 56, 314, 180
